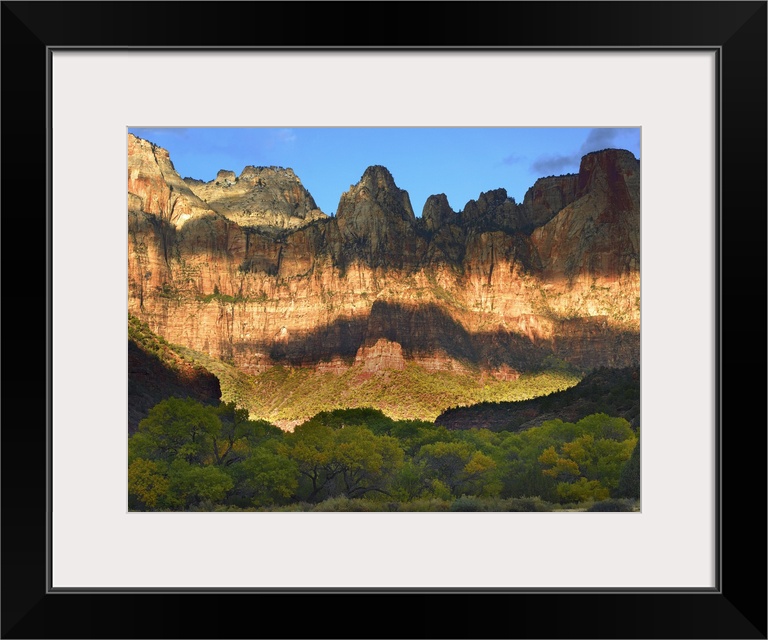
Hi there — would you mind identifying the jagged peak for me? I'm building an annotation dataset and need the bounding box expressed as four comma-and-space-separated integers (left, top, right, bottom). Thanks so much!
128, 132, 146, 144
422, 194, 457, 231
127, 132, 166, 154
481, 187, 513, 205
361, 164, 394, 180
356, 165, 400, 193
423, 193, 453, 209
216, 169, 237, 182
128, 132, 163, 156
200, 165, 300, 184
336, 165, 415, 224
462, 187, 515, 212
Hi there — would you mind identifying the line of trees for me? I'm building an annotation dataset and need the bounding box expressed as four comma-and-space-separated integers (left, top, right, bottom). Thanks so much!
129, 398, 639, 511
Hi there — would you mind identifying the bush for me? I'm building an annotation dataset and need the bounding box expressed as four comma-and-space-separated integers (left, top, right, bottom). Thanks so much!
587, 498, 637, 512
504, 496, 553, 512
268, 502, 313, 512
615, 440, 640, 499
311, 497, 384, 512
397, 498, 451, 512
449, 495, 486, 512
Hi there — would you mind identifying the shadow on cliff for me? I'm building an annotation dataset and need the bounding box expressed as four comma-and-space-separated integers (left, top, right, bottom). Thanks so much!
235, 299, 639, 373
435, 366, 641, 432
128, 339, 221, 434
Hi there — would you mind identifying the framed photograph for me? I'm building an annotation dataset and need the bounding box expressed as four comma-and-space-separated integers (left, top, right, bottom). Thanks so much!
3, 2, 765, 638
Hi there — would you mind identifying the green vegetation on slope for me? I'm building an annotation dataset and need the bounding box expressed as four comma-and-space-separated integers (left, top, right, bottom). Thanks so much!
173, 344, 260, 413
129, 314, 187, 372
255, 364, 579, 424
436, 366, 640, 432
172, 344, 580, 426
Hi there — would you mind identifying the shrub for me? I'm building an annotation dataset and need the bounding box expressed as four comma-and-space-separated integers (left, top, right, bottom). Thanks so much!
449, 495, 486, 512
587, 498, 637, 512
615, 440, 640, 499
397, 498, 451, 512
504, 496, 553, 512
268, 502, 313, 512
311, 497, 384, 512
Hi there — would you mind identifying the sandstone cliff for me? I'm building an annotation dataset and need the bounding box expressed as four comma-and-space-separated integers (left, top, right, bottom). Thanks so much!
332, 165, 427, 270
128, 135, 213, 226
127, 134, 640, 396
520, 174, 580, 231
531, 149, 640, 280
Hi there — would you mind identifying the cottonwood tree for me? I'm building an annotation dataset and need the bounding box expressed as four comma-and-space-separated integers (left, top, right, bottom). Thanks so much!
128, 397, 289, 510
129, 397, 223, 465
416, 441, 498, 497
537, 414, 637, 503
279, 422, 404, 502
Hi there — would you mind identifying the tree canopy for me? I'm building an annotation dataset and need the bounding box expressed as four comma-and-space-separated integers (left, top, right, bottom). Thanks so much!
129, 399, 639, 511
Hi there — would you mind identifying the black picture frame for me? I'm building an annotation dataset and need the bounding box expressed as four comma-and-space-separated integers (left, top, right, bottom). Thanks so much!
2, 2, 765, 638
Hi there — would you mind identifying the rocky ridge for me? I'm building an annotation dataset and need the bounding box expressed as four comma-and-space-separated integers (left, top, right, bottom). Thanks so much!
128, 135, 213, 227
128, 134, 640, 387
184, 165, 326, 232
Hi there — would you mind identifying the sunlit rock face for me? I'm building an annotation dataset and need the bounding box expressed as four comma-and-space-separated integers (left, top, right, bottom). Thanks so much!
128, 134, 213, 227
128, 133, 640, 379
355, 338, 406, 372
184, 164, 327, 232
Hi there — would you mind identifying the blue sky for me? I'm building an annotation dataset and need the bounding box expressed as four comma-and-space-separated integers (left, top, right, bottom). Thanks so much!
128, 127, 640, 216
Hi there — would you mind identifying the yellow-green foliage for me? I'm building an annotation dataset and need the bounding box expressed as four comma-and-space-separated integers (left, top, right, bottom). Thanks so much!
501, 413, 637, 503
169, 337, 580, 425
173, 345, 261, 412
128, 459, 170, 509
129, 394, 637, 511
169, 340, 579, 425
248, 364, 579, 425
128, 314, 183, 371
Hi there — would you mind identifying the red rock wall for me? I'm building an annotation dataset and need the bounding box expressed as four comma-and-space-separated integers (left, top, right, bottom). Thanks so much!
128, 137, 640, 377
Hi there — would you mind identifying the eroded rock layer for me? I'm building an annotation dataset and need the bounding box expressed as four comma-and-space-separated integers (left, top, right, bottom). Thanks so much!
128, 134, 640, 380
